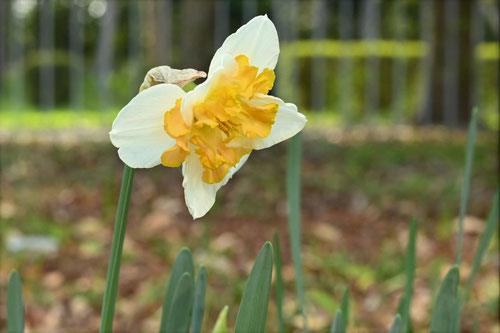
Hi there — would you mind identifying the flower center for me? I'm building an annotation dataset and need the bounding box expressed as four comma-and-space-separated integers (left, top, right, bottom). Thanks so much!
161, 55, 279, 184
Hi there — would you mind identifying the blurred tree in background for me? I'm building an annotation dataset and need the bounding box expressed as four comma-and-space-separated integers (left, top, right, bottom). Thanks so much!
0, 0, 498, 127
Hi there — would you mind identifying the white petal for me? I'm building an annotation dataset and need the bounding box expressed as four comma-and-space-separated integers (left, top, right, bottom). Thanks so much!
109, 84, 186, 168
227, 93, 307, 150
209, 15, 279, 75
182, 150, 250, 219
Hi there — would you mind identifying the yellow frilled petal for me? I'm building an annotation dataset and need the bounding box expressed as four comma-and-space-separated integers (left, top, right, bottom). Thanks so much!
231, 101, 278, 138
161, 145, 189, 167
162, 98, 191, 167
252, 69, 275, 96
190, 126, 251, 172
234, 55, 275, 99
164, 98, 190, 138
202, 163, 231, 184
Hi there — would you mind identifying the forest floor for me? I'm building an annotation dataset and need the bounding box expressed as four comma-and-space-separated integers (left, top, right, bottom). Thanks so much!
0, 125, 498, 332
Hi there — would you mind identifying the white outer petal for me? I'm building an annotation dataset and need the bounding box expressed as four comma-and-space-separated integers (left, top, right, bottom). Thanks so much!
227, 93, 307, 150
182, 150, 250, 219
209, 15, 279, 75
109, 84, 186, 168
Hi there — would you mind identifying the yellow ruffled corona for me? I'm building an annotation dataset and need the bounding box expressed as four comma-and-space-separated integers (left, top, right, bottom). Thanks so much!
162, 55, 278, 184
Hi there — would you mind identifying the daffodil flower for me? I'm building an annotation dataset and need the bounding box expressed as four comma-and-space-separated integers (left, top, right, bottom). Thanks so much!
110, 15, 307, 219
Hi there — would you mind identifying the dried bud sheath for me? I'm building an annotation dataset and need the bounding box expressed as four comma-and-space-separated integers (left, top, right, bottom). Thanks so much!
139, 66, 207, 92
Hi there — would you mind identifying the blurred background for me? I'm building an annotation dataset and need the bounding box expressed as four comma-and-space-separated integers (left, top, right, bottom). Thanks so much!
0, 0, 498, 332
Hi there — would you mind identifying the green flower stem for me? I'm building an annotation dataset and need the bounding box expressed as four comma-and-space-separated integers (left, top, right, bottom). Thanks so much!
100, 165, 135, 333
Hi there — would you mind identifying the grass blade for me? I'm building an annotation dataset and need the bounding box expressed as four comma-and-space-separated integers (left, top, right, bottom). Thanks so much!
7, 270, 24, 333
341, 288, 349, 330
286, 133, 308, 331
190, 266, 207, 333
163, 272, 195, 333
463, 190, 499, 305
100, 165, 135, 333
399, 218, 417, 332
160, 248, 195, 332
456, 107, 479, 266
273, 233, 285, 333
430, 266, 460, 333
234, 242, 274, 333
389, 314, 402, 333
212, 306, 229, 333
330, 310, 344, 333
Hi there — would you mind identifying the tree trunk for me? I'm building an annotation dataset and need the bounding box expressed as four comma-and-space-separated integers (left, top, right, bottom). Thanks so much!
39, 0, 54, 110
421, 0, 476, 127
0, 0, 6, 95
181, 0, 214, 71
156, 0, 172, 65
69, 2, 85, 110
361, 0, 381, 120
96, 0, 117, 109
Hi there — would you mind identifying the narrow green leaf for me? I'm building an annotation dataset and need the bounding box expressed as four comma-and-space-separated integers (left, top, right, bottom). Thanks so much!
396, 295, 405, 320
340, 288, 349, 330
234, 242, 274, 333
163, 272, 195, 333
159, 248, 195, 332
457, 191, 500, 333
273, 233, 285, 333
330, 310, 343, 333
430, 266, 460, 333
100, 165, 135, 333
471, 318, 479, 333
456, 107, 479, 266
286, 133, 308, 331
389, 314, 402, 333
399, 218, 417, 333
7, 270, 24, 333
190, 266, 207, 333
212, 306, 229, 333
463, 190, 499, 305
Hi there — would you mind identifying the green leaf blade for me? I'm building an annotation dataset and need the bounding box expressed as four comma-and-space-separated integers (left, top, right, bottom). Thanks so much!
234, 242, 274, 333
456, 107, 479, 266
163, 272, 195, 333
389, 314, 402, 333
400, 218, 417, 333
212, 305, 229, 333
273, 233, 285, 333
430, 266, 460, 333
190, 266, 207, 333
330, 310, 344, 333
463, 190, 499, 305
7, 270, 24, 333
160, 248, 195, 332
341, 288, 350, 330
